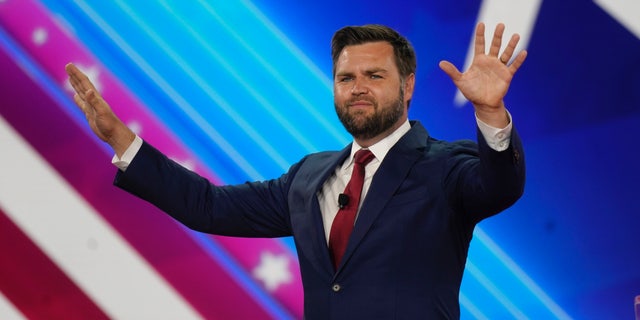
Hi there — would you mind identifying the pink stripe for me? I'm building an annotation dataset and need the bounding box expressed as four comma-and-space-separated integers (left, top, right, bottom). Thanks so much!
0, 0, 304, 317
0, 49, 273, 319
216, 236, 304, 317
0, 210, 110, 320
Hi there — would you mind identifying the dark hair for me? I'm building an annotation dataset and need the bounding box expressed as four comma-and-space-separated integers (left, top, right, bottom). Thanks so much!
331, 25, 417, 78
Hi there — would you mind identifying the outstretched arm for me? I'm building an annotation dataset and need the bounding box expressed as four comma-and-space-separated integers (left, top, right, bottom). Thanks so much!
65, 63, 135, 157
439, 22, 527, 128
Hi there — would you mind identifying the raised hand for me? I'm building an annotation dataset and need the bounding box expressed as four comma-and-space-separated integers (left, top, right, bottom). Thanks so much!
65, 63, 134, 157
439, 22, 527, 128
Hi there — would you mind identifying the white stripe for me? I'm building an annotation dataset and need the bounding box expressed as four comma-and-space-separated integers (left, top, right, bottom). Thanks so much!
466, 261, 529, 319
0, 115, 202, 320
455, 0, 542, 106
594, 0, 640, 39
474, 227, 572, 319
459, 292, 490, 320
0, 290, 26, 320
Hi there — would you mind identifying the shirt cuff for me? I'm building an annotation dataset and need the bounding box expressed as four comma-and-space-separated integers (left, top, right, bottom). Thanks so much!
111, 135, 143, 171
476, 110, 513, 152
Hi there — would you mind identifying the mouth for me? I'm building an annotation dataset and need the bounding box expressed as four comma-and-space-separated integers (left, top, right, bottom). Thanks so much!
348, 100, 374, 109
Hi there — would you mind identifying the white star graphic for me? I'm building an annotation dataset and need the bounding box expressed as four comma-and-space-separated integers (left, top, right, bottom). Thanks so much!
32, 27, 48, 46
127, 120, 143, 135
252, 251, 292, 292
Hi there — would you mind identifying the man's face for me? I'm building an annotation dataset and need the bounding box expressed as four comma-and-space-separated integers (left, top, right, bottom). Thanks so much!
333, 41, 414, 143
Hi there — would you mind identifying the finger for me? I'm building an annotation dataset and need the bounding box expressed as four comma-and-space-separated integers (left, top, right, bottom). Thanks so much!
508, 50, 528, 74
67, 70, 91, 102
65, 63, 98, 97
85, 89, 103, 112
72, 93, 86, 112
65, 63, 87, 95
438, 60, 462, 81
85, 88, 114, 119
73, 93, 97, 126
499, 33, 521, 65
488, 23, 505, 57
473, 22, 486, 56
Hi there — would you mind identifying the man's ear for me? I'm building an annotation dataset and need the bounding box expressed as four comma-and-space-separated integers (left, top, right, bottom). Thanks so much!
404, 73, 415, 103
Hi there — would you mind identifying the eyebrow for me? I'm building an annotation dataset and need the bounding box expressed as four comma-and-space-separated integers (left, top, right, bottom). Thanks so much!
336, 68, 389, 77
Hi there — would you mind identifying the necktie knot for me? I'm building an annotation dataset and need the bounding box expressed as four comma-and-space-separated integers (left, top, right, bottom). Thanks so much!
354, 149, 375, 166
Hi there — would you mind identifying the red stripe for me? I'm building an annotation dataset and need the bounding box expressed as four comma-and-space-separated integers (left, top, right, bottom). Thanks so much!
0, 209, 110, 320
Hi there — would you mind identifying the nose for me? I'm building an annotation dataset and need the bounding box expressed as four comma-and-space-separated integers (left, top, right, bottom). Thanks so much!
351, 78, 369, 95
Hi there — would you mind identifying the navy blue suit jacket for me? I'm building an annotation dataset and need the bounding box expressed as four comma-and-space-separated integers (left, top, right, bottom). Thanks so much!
115, 120, 525, 319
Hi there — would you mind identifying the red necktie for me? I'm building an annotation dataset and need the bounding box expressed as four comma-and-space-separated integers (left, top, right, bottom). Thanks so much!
329, 149, 375, 270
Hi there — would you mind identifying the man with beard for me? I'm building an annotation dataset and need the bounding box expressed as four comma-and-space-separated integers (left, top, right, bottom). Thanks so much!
66, 22, 526, 319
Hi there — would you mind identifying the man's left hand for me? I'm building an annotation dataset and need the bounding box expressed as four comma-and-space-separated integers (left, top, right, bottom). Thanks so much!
439, 22, 527, 128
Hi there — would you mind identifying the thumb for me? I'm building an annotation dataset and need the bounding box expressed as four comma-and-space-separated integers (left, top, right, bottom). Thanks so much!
85, 89, 106, 113
438, 60, 461, 81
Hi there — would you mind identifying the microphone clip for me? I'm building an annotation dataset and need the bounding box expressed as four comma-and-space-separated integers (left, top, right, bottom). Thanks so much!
338, 193, 350, 209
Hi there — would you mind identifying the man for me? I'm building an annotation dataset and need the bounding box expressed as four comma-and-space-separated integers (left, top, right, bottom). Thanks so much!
66, 22, 526, 319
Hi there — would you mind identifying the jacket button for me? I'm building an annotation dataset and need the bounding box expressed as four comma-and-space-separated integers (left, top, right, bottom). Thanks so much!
332, 284, 341, 292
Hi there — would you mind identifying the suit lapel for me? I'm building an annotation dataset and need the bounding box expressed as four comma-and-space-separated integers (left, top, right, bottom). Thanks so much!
336, 122, 428, 273
290, 146, 351, 277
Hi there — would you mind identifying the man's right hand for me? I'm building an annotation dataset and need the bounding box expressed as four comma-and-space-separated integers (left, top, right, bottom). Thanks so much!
65, 63, 135, 158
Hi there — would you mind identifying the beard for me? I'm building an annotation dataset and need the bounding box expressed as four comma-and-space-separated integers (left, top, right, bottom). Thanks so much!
335, 87, 405, 141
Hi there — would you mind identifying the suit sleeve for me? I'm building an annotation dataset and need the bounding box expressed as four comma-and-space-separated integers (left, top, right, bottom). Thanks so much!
113, 141, 299, 237
444, 126, 526, 223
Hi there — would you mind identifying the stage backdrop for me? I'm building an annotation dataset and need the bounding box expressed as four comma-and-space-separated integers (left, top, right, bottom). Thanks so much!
1, 1, 638, 319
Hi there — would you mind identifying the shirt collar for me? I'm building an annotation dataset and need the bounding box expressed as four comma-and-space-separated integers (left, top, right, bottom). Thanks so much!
345, 119, 411, 167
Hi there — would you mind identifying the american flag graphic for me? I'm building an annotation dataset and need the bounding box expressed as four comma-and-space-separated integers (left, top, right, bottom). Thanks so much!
1, 0, 639, 319
0, 1, 302, 318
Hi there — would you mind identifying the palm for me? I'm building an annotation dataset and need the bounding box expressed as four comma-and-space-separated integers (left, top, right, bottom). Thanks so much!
439, 23, 527, 112
454, 54, 513, 108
